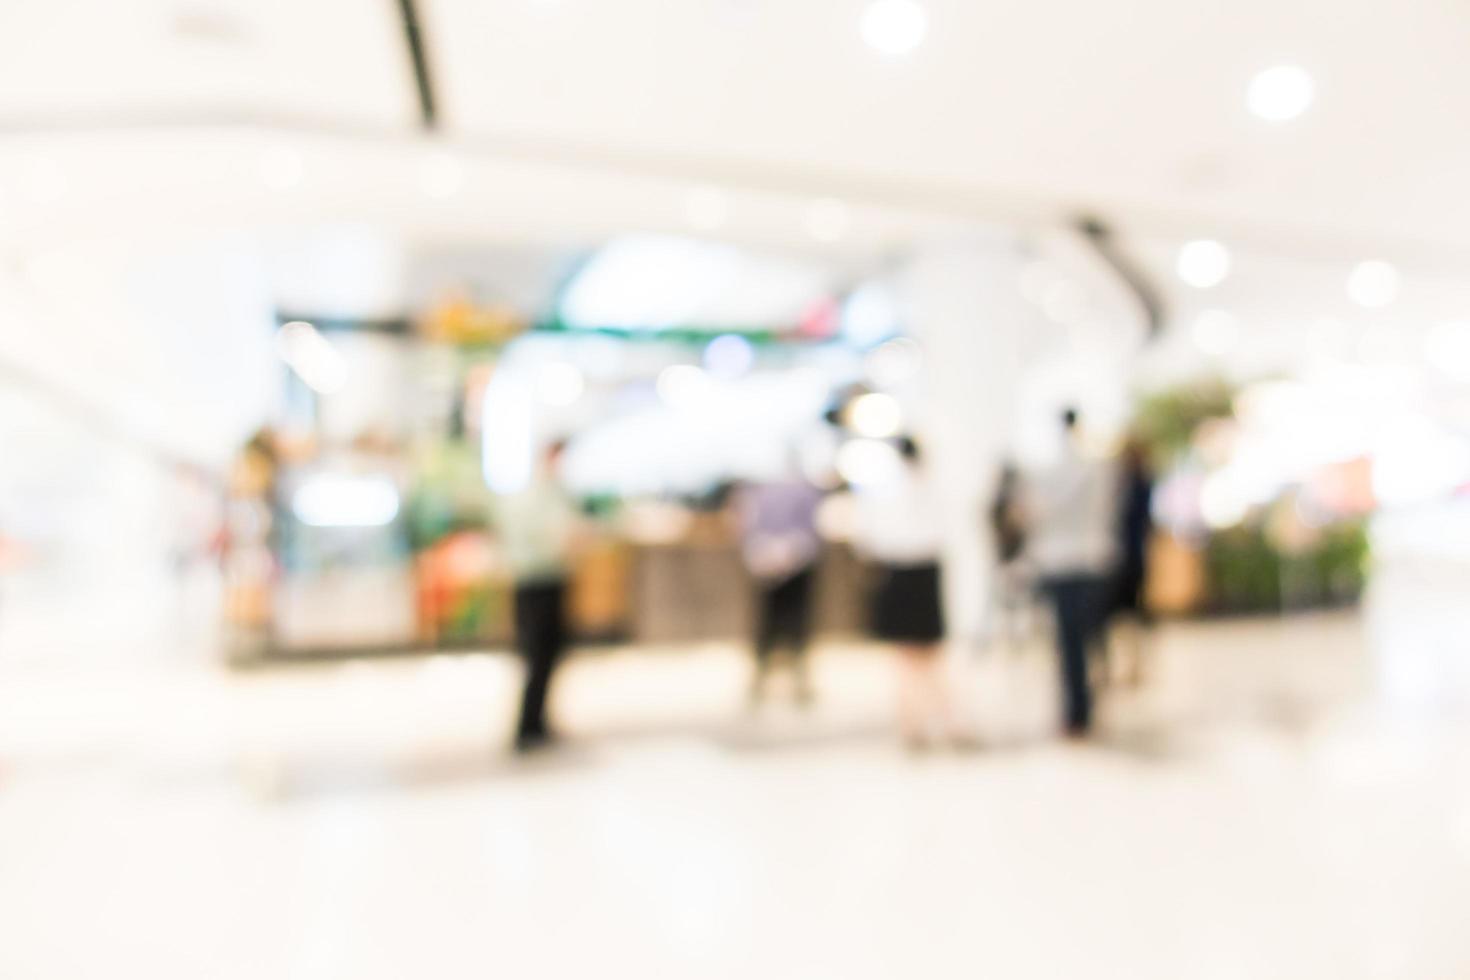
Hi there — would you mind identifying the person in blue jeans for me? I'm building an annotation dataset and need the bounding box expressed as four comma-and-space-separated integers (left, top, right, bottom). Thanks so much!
1022, 409, 1119, 737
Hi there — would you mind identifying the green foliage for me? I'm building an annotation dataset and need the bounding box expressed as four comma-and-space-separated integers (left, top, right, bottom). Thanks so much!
1133, 378, 1236, 462
1203, 519, 1368, 614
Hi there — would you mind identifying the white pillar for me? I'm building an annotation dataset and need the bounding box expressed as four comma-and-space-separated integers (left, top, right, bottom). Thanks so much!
901, 231, 1037, 643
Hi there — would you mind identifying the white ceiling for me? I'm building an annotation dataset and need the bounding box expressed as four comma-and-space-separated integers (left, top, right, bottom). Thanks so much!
4, 0, 1469, 261
429, 0, 1470, 254
0, 0, 415, 128
2, 0, 1469, 439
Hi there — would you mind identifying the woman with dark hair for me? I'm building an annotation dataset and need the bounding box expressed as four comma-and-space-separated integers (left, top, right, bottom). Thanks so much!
1108, 438, 1155, 684
852, 436, 972, 750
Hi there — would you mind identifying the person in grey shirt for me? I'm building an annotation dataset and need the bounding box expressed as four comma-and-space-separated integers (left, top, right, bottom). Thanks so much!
1022, 408, 1120, 737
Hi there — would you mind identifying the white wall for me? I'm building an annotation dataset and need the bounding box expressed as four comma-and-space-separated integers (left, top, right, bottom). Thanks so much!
0, 234, 283, 661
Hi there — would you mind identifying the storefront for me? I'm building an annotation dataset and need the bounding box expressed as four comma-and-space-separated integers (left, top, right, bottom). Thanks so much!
223, 235, 912, 659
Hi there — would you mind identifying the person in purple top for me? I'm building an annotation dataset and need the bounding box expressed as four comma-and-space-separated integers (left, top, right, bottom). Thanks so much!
734, 470, 825, 705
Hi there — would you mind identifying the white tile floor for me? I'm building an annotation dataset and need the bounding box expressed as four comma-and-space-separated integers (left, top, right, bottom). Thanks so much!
3, 566, 1470, 979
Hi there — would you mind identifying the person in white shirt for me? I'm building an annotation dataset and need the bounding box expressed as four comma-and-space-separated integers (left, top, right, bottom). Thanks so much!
1021, 408, 1119, 737
852, 436, 972, 750
492, 440, 583, 753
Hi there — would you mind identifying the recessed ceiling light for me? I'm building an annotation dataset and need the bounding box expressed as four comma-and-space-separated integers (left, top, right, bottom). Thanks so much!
1347, 260, 1399, 308
848, 392, 905, 438
1176, 239, 1231, 288
703, 333, 755, 379
804, 197, 850, 243
1248, 65, 1315, 122
860, 0, 928, 58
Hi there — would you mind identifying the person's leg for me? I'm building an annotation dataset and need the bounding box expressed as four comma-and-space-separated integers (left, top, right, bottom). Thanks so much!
515, 582, 564, 747
750, 578, 782, 702
781, 567, 817, 701
512, 584, 536, 739
909, 643, 974, 743
1122, 571, 1152, 686
1048, 578, 1092, 735
895, 644, 931, 747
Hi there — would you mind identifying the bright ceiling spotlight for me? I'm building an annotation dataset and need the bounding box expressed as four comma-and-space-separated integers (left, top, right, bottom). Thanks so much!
836, 438, 903, 487
1347, 260, 1399, 308
860, 0, 928, 58
1248, 64, 1315, 122
847, 391, 905, 438
703, 333, 755, 379
1176, 239, 1231, 288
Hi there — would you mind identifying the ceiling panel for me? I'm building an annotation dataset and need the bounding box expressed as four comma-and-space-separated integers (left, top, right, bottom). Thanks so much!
0, 0, 417, 128
428, 0, 1470, 250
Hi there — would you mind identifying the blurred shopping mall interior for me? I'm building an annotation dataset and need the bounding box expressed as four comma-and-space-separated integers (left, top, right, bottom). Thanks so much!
3, 1, 1470, 977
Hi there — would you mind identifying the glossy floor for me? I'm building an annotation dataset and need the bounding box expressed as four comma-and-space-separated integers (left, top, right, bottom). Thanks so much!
2, 566, 1468, 978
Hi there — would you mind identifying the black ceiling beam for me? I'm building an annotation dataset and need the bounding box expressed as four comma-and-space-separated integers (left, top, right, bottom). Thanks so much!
1074, 215, 1165, 339
394, 0, 438, 129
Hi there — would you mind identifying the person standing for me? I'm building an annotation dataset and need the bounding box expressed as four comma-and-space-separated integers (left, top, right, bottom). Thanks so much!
1022, 409, 1119, 738
735, 468, 825, 704
1109, 437, 1155, 685
986, 460, 1033, 653
493, 440, 582, 753
853, 437, 970, 750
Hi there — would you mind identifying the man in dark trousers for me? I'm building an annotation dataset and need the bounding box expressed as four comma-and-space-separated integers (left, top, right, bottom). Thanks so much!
1022, 409, 1119, 737
493, 440, 582, 753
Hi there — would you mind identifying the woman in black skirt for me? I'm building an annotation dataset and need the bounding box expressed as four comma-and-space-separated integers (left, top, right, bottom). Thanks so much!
853, 437, 972, 749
